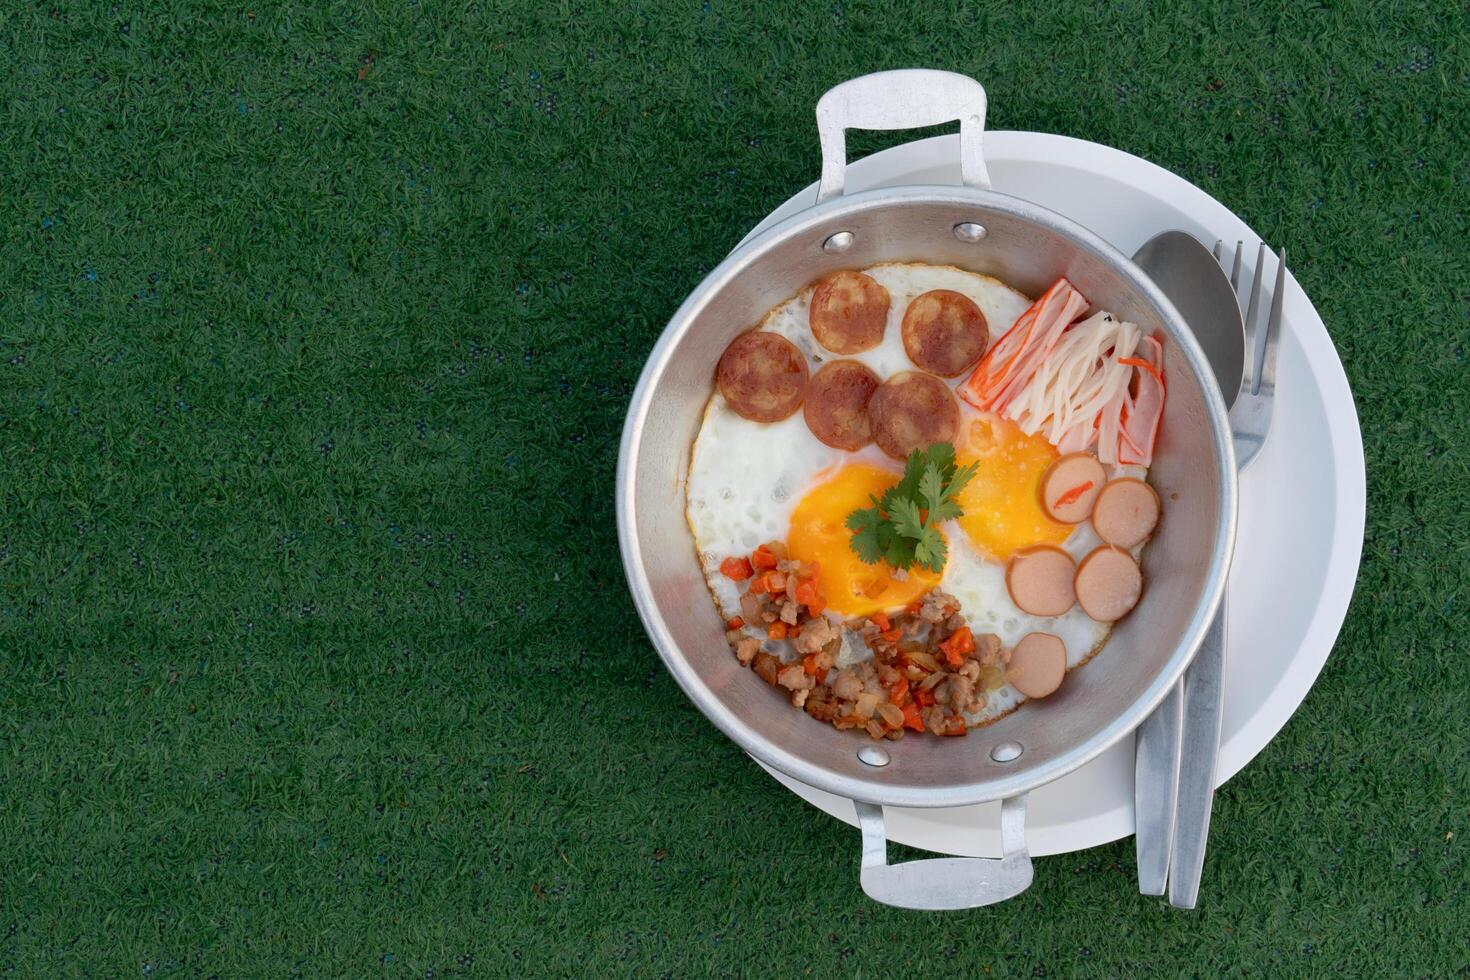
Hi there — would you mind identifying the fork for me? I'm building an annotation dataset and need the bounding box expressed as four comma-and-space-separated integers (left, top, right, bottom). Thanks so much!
1216, 241, 1287, 470
1164, 241, 1287, 908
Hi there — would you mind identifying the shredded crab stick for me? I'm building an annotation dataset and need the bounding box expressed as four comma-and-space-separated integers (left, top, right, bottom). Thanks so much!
1117, 335, 1166, 466
967, 279, 1168, 466
1011, 311, 1142, 458
960, 277, 1089, 414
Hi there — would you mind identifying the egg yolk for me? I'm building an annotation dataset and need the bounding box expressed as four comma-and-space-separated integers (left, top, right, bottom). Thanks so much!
956, 414, 1072, 561
786, 464, 943, 618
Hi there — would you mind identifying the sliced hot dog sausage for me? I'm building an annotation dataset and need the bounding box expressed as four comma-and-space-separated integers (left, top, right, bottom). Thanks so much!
809, 270, 890, 355
867, 371, 960, 460
1091, 478, 1161, 548
1005, 545, 1077, 617
1074, 545, 1144, 622
1007, 632, 1067, 698
803, 360, 880, 450
1039, 452, 1106, 524
715, 331, 808, 422
901, 289, 989, 377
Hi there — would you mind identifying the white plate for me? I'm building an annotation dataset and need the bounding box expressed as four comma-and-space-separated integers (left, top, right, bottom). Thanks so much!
739, 132, 1366, 858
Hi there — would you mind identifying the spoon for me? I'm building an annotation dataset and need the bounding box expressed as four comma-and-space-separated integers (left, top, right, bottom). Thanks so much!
1129, 230, 1244, 901
1133, 231, 1246, 408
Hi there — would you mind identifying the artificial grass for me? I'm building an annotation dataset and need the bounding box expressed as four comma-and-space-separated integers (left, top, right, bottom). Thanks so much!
1, 0, 1466, 975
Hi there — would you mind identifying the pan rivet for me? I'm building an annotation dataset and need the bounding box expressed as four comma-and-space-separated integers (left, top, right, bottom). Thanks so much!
990, 741, 1023, 763
857, 746, 890, 768
822, 231, 855, 254
953, 222, 987, 243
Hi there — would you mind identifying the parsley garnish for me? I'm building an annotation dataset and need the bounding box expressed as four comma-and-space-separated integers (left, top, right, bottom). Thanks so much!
844, 443, 978, 573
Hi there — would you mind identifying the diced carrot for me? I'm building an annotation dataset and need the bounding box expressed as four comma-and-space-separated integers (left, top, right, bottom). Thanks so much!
880, 628, 902, 644
750, 571, 784, 595
794, 581, 824, 615
719, 556, 753, 581
726, 617, 744, 630
901, 702, 925, 732
1053, 481, 1094, 508
888, 678, 910, 705
750, 545, 778, 571
905, 601, 923, 616
915, 688, 937, 708
939, 627, 975, 667
768, 621, 787, 640
802, 653, 819, 676
870, 612, 891, 632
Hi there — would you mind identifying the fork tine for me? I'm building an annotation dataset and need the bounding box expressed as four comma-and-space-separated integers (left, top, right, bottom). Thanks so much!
1240, 242, 1267, 395
1229, 241, 1243, 291
1212, 239, 1223, 263
1252, 247, 1286, 396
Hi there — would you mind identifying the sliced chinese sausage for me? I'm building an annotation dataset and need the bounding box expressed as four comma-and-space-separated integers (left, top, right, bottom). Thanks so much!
867, 371, 959, 460
901, 289, 989, 377
1005, 545, 1077, 617
809, 270, 890, 354
1008, 632, 1067, 698
715, 331, 808, 422
1039, 452, 1107, 524
803, 360, 880, 450
1091, 478, 1161, 548
1074, 545, 1144, 622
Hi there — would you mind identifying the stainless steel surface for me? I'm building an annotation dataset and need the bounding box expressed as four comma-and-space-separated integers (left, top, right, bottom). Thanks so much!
1129, 231, 1245, 898
990, 741, 1023, 763
1217, 239, 1244, 292
1135, 232, 1245, 407
1168, 602, 1227, 909
617, 72, 1237, 910
953, 221, 988, 242
1230, 246, 1287, 469
822, 230, 855, 254
618, 184, 1235, 809
856, 796, 1032, 910
1133, 684, 1183, 896
816, 70, 990, 202
857, 745, 891, 768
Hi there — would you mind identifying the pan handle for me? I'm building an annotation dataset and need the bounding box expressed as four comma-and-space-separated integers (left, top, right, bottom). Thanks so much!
854, 794, 1032, 910
815, 69, 991, 203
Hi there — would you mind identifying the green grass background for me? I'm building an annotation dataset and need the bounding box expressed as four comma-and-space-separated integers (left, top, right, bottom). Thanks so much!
1, 0, 1466, 975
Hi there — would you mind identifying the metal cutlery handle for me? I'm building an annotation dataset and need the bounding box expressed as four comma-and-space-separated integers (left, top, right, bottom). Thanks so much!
1134, 684, 1184, 895
815, 70, 991, 202
1168, 599, 1228, 908
855, 796, 1032, 910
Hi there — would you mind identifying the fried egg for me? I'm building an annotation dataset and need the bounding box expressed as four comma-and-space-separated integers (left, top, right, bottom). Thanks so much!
686, 262, 1137, 725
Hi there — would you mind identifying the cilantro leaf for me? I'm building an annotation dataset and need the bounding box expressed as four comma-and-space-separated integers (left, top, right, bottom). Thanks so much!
924, 440, 957, 478
928, 497, 965, 525
844, 440, 978, 573
845, 496, 885, 564
945, 460, 979, 499
918, 463, 946, 516
887, 496, 925, 539
913, 525, 948, 572
883, 533, 917, 570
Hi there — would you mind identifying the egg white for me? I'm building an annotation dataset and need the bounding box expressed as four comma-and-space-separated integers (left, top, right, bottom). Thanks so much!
686, 262, 1149, 727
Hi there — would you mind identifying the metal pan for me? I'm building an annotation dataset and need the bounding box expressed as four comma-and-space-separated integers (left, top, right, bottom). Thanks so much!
617, 70, 1236, 910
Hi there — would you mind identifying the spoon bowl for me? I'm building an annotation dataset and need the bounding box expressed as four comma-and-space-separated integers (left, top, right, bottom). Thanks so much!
1133, 231, 1245, 408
